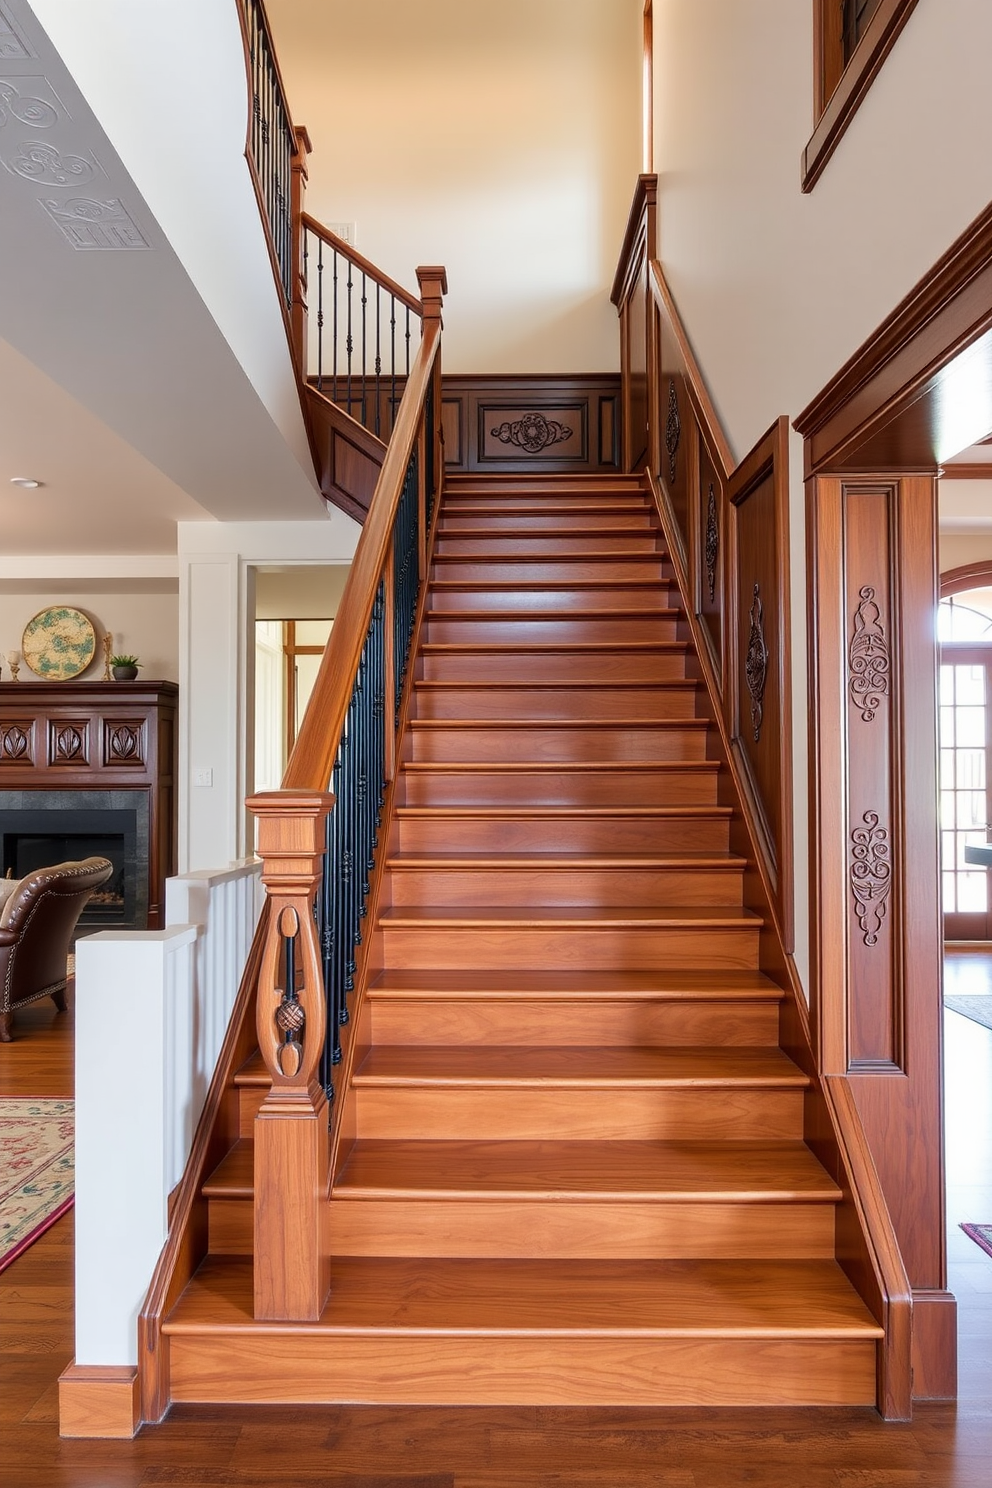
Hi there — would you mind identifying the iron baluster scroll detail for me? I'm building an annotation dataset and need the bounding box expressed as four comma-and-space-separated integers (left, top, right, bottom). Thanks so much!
849, 584, 890, 722
745, 583, 769, 743
490, 412, 572, 453
274, 907, 305, 1077
665, 379, 681, 485
704, 483, 719, 602
850, 811, 892, 947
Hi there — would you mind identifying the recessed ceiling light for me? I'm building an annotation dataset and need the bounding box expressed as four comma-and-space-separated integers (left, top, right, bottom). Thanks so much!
9, 476, 42, 489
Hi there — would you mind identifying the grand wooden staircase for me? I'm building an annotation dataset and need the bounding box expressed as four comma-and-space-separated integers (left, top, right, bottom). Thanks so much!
158, 472, 884, 1409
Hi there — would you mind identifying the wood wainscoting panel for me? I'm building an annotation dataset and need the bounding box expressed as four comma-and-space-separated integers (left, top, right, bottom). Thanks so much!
809, 472, 951, 1396
440, 377, 621, 475
726, 419, 793, 949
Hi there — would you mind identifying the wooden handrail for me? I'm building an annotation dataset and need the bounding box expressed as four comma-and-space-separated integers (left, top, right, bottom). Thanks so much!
647, 259, 735, 479
301, 212, 424, 318
284, 318, 440, 792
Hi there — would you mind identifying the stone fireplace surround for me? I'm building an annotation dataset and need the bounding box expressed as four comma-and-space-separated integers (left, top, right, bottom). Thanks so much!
0, 681, 177, 929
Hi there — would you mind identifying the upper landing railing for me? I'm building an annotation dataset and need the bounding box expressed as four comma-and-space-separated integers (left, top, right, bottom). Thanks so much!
238, 0, 423, 514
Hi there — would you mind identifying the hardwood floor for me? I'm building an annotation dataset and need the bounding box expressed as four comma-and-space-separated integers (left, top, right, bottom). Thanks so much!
1, 973, 992, 1479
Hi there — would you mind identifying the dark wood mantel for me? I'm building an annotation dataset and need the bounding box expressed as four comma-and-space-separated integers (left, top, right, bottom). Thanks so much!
0, 680, 178, 928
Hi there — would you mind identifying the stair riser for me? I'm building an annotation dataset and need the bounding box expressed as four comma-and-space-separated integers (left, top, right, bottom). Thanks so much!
394, 818, 730, 852
435, 534, 664, 555
424, 616, 680, 644
419, 651, 690, 684
165, 1333, 877, 1407
379, 924, 760, 972
412, 686, 703, 721
369, 997, 781, 1047
387, 866, 745, 908
330, 1199, 837, 1261
432, 559, 668, 584
428, 588, 674, 614
355, 1087, 802, 1141
397, 767, 719, 808
408, 724, 711, 763
440, 513, 655, 532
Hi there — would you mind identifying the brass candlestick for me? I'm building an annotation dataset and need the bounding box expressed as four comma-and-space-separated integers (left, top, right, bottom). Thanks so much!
102, 633, 113, 682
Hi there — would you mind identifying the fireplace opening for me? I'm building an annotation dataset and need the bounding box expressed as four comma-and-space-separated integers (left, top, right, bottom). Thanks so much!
1, 808, 138, 930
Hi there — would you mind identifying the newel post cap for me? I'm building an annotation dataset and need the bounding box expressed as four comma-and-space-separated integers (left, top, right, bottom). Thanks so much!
247, 790, 334, 875
416, 265, 448, 326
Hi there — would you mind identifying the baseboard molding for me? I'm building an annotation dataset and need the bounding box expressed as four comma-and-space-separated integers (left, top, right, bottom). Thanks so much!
59, 1362, 140, 1438
911, 1289, 957, 1401
441, 374, 621, 474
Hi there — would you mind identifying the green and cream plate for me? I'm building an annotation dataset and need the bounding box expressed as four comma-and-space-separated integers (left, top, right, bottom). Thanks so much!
21, 606, 96, 680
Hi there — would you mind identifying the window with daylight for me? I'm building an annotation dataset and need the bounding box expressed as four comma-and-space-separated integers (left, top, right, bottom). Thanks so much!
940, 587, 992, 939
805, 0, 919, 191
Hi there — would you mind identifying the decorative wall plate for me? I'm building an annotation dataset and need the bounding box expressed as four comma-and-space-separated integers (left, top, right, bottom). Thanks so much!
21, 606, 96, 680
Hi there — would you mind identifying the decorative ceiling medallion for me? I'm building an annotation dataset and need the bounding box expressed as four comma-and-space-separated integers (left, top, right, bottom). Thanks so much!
744, 583, 768, 743
850, 810, 891, 947
491, 412, 572, 454
0, 5, 35, 60
40, 196, 149, 251
849, 584, 890, 722
0, 78, 57, 128
7, 139, 97, 186
704, 483, 719, 602
21, 605, 96, 680
665, 379, 681, 485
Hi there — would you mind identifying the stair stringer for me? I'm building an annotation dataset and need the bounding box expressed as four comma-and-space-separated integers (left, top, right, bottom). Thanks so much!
645, 466, 913, 1421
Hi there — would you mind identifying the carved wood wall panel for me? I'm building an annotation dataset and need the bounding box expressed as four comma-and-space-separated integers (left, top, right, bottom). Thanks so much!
726, 420, 793, 946
809, 473, 946, 1313
697, 443, 725, 686
440, 376, 621, 474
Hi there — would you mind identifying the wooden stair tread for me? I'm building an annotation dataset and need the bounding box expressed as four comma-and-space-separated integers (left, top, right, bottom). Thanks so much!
353, 1045, 805, 1087
203, 1139, 253, 1198
333, 1140, 841, 1202
407, 717, 710, 730
429, 580, 671, 592
378, 905, 760, 927
166, 1255, 881, 1338
395, 805, 732, 818
401, 760, 720, 773
367, 969, 785, 1000
413, 679, 700, 692
420, 641, 689, 654
387, 851, 746, 868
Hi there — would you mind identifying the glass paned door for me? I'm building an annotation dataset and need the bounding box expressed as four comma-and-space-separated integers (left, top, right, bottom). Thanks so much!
940, 647, 992, 940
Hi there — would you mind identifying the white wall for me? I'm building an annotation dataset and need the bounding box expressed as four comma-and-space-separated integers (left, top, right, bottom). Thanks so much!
652, 0, 992, 991
0, 582, 178, 681
178, 515, 360, 873
266, 0, 641, 375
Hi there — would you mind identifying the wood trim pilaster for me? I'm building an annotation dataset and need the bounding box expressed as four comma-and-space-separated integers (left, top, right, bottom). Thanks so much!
59, 1364, 140, 1439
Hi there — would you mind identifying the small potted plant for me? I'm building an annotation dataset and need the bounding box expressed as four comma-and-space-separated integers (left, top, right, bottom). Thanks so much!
110, 653, 141, 681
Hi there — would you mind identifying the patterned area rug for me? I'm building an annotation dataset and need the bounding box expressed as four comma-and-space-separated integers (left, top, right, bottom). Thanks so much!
962, 1223, 992, 1262
945, 995, 992, 1032
0, 1098, 74, 1274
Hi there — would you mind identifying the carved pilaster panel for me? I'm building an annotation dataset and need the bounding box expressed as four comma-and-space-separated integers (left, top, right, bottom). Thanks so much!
103, 718, 146, 768
49, 718, 89, 767
849, 585, 890, 721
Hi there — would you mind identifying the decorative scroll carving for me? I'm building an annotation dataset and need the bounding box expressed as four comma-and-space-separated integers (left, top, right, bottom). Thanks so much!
851, 811, 892, 947
0, 6, 34, 60
0, 723, 29, 761
745, 583, 768, 743
7, 140, 96, 186
40, 196, 149, 251
0, 80, 56, 129
52, 723, 86, 764
704, 483, 719, 602
105, 721, 143, 765
849, 584, 890, 722
490, 412, 572, 453
665, 379, 681, 485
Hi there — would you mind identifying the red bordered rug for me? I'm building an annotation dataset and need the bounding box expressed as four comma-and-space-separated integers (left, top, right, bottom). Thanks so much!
0, 1097, 74, 1274
961, 1223, 992, 1262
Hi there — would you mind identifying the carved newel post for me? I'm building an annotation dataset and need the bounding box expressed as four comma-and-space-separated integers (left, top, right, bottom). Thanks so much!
247, 790, 333, 1322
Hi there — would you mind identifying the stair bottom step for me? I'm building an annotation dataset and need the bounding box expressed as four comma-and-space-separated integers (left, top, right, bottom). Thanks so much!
165, 1257, 880, 1407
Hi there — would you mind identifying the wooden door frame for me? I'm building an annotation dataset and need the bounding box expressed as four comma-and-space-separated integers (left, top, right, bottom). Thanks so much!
795, 203, 992, 1404
937, 640, 992, 943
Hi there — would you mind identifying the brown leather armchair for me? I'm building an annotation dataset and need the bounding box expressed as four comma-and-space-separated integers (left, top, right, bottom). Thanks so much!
0, 857, 114, 1042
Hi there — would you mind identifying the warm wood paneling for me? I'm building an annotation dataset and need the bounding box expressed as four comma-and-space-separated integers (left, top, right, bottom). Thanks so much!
440, 376, 621, 475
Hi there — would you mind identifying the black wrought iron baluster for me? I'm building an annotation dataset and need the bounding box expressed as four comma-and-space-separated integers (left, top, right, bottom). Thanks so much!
316, 234, 324, 392
390, 296, 397, 440
374, 283, 382, 437
346, 260, 354, 421
425, 379, 436, 528
319, 767, 341, 1096
405, 306, 411, 376
332, 249, 339, 404
361, 269, 368, 431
